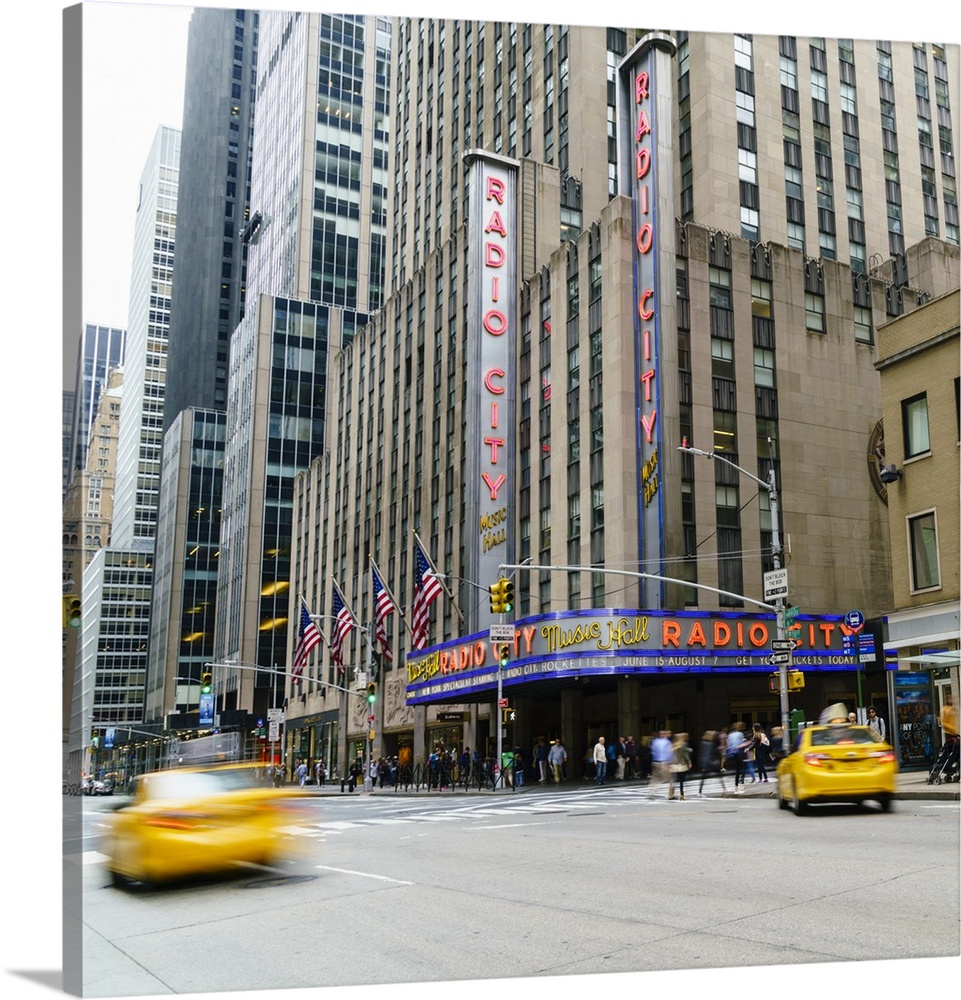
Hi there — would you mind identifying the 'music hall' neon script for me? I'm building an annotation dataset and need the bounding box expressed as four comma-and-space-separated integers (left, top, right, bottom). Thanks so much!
480, 174, 510, 503
634, 68, 659, 510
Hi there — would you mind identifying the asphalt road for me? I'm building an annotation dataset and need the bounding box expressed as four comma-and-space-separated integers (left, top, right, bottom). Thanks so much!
73, 782, 959, 998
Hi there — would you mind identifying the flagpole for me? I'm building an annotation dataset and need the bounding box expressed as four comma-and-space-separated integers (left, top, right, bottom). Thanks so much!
370, 554, 411, 638
333, 576, 376, 790
413, 530, 465, 625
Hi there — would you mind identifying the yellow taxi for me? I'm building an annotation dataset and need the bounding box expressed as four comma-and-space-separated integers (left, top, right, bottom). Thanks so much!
102, 763, 308, 887
776, 722, 898, 814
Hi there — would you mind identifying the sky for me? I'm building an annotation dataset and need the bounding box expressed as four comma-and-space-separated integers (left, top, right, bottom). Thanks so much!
5, 3, 956, 1000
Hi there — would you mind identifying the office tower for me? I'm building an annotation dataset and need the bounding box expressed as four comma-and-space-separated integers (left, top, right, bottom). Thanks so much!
65, 323, 126, 489
146, 407, 227, 725
163, 7, 258, 427
284, 21, 958, 775
62, 367, 123, 766
147, 8, 258, 728
111, 125, 181, 548
212, 10, 392, 723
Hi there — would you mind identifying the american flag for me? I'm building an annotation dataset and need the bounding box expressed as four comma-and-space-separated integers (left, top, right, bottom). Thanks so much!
292, 598, 321, 678
410, 542, 442, 649
329, 586, 356, 670
371, 564, 395, 662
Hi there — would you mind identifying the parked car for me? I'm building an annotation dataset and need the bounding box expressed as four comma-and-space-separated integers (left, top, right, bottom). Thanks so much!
776, 722, 897, 814
101, 763, 308, 887
91, 779, 113, 796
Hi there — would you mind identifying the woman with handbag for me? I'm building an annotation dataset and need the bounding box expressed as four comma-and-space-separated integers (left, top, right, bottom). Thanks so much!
669, 732, 693, 800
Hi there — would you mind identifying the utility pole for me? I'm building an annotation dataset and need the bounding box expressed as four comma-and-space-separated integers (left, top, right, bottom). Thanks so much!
677, 442, 791, 750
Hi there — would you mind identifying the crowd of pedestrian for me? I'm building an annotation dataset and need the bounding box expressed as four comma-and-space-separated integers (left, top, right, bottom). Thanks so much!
577, 721, 786, 797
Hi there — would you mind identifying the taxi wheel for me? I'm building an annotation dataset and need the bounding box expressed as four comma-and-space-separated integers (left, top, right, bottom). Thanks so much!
792, 787, 807, 815
878, 794, 893, 813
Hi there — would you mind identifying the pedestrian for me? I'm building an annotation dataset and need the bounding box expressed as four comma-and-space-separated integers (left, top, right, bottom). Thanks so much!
548, 738, 567, 783
867, 706, 887, 743
593, 736, 608, 785
348, 755, 363, 792
725, 721, 748, 793
752, 723, 771, 783
605, 737, 618, 778
648, 729, 674, 799
848, 711, 858, 723
625, 737, 638, 780
534, 738, 550, 783
669, 732, 693, 800
314, 758, 326, 787
769, 726, 784, 765
614, 735, 628, 780
296, 760, 308, 787
428, 746, 441, 790
637, 735, 653, 781
460, 746, 472, 784
697, 729, 727, 796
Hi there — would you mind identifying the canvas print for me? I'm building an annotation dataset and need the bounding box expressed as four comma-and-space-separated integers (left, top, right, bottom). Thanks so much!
47, 2, 960, 999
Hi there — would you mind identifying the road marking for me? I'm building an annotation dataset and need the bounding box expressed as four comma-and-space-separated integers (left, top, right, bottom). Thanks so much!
470, 822, 550, 830
313, 864, 413, 885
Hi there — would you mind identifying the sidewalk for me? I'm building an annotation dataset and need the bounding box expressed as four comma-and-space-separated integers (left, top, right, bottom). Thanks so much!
316, 768, 959, 800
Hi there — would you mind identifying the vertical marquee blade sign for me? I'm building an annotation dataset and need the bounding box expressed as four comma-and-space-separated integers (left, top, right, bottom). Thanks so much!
617, 34, 681, 610
464, 150, 518, 630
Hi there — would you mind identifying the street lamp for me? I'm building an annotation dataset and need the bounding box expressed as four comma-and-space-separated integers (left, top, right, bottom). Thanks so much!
677, 439, 790, 748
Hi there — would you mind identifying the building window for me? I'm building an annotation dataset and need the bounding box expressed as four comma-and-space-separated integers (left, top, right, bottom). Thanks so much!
908, 511, 940, 591
901, 393, 930, 457
804, 292, 825, 333
854, 304, 873, 344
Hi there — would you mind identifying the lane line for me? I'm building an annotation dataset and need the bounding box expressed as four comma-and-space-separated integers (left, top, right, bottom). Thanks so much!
313, 864, 413, 885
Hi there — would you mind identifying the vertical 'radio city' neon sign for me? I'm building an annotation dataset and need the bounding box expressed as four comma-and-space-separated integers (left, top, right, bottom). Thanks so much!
619, 33, 678, 610
634, 68, 658, 509
481, 174, 509, 503
464, 151, 518, 620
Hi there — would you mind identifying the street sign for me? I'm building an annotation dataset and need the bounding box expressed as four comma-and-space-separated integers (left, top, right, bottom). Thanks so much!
771, 639, 798, 652
763, 568, 788, 601
844, 609, 865, 632
769, 652, 792, 665
268, 721, 280, 742
498, 698, 508, 708
267, 708, 285, 722
489, 624, 515, 642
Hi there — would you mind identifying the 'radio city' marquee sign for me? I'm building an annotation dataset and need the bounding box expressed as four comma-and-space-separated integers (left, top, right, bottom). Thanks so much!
405, 608, 859, 705
464, 151, 518, 610
617, 34, 680, 609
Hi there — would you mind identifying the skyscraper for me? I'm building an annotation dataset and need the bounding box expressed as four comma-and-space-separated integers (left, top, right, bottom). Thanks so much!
147, 7, 259, 728
212, 10, 393, 723
111, 125, 181, 548
64, 322, 125, 492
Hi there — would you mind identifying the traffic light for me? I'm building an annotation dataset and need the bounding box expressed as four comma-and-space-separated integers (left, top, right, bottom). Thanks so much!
498, 643, 511, 668
489, 578, 508, 613
200, 671, 213, 695
502, 578, 514, 613
367, 681, 377, 705
64, 595, 81, 628
502, 707, 516, 724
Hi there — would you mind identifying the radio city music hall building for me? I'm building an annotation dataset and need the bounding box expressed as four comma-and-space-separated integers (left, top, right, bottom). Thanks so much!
284, 24, 959, 774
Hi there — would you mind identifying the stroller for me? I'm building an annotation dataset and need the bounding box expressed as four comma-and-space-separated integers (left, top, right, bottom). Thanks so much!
926, 734, 960, 784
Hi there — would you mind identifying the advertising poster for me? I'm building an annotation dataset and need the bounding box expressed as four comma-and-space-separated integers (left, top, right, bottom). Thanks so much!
893, 672, 934, 768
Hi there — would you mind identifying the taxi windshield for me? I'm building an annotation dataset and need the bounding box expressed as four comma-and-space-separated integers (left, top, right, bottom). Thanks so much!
810, 726, 875, 746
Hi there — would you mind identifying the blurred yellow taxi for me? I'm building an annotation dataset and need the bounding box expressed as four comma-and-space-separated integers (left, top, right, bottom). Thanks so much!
102, 763, 308, 887
777, 723, 897, 814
